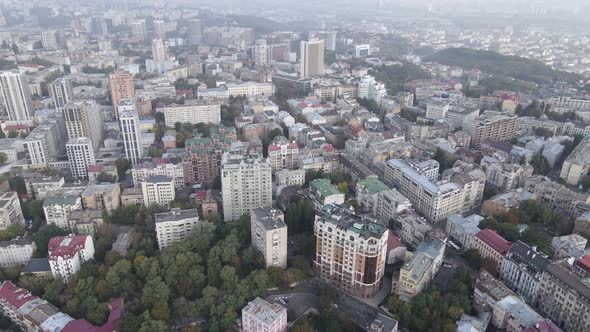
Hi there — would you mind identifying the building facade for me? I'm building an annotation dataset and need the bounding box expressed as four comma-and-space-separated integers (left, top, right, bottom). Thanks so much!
66, 137, 96, 179
48, 235, 95, 283
0, 192, 24, 231
42, 196, 83, 232
50, 77, 74, 110
499, 241, 549, 305
159, 100, 221, 127
0, 70, 33, 121
141, 175, 176, 207
241, 297, 287, 332
300, 38, 324, 78
119, 108, 143, 166
251, 208, 288, 269
108, 69, 135, 118
0, 239, 36, 268
61, 100, 104, 150
81, 183, 121, 212
155, 208, 200, 249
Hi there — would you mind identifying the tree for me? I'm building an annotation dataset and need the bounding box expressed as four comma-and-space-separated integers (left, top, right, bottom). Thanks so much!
0, 222, 25, 241
148, 148, 164, 158
115, 158, 130, 178
337, 181, 348, 194
9, 176, 26, 195
0, 130, 4, 139
43, 278, 65, 306
96, 172, 116, 183
0, 152, 7, 165
7, 131, 17, 138
464, 249, 481, 269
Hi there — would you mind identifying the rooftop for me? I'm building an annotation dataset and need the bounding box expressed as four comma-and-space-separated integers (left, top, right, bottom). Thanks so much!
251, 208, 286, 230
145, 175, 174, 183
475, 229, 512, 256
43, 195, 80, 207
242, 297, 286, 325
310, 178, 341, 198
318, 204, 388, 240
48, 235, 91, 259
22, 258, 51, 273
358, 177, 389, 194
546, 262, 590, 300
506, 241, 549, 275
155, 208, 199, 223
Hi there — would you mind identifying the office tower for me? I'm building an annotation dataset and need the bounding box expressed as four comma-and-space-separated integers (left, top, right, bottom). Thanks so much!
187, 18, 204, 45
0, 70, 33, 121
254, 39, 268, 66
66, 137, 96, 179
41, 30, 58, 50
119, 108, 142, 165
129, 19, 147, 41
242, 298, 287, 332
0, 192, 24, 230
358, 75, 387, 105
155, 208, 200, 248
314, 204, 389, 298
151, 38, 166, 62
91, 16, 111, 36
251, 208, 288, 269
108, 69, 135, 118
61, 100, 103, 150
153, 20, 165, 39
221, 151, 272, 221
300, 38, 324, 78
50, 78, 74, 110
141, 175, 176, 206
48, 235, 94, 283
325, 31, 337, 51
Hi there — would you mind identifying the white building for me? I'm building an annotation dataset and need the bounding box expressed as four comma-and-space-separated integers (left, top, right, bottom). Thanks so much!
373, 189, 412, 225
0, 192, 24, 231
155, 208, 201, 249
119, 108, 143, 165
141, 175, 176, 207
42, 196, 83, 232
226, 82, 274, 97
446, 214, 483, 250
66, 137, 95, 179
41, 30, 58, 50
61, 100, 103, 150
23, 116, 66, 167
151, 38, 167, 62
0, 239, 36, 268
275, 169, 306, 187
48, 235, 95, 283
426, 98, 450, 121
499, 241, 549, 305
50, 78, 74, 109
445, 106, 479, 131
158, 100, 221, 127
0, 70, 33, 121
254, 39, 268, 66
242, 297, 287, 332
221, 151, 272, 221
132, 161, 184, 188
251, 208, 288, 268
358, 75, 386, 105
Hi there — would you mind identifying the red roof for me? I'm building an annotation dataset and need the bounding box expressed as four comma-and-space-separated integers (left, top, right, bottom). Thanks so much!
387, 232, 406, 252
322, 144, 335, 152
0, 281, 36, 310
475, 229, 512, 256
522, 319, 562, 332
268, 144, 281, 152
577, 254, 590, 273
87, 165, 103, 173
48, 235, 90, 259
3, 124, 28, 131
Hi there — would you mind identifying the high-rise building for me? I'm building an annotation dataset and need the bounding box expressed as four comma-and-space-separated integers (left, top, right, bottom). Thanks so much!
187, 18, 204, 45
464, 112, 520, 148
559, 137, 590, 186
0, 70, 33, 121
300, 38, 324, 78
108, 69, 135, 118
153, 20, 165, 39
141, 175, 176, 207
23, 115, 66, 167
129, 19, 147, 41
41, 30, 58, 50
151, 38, 167, 62
242, 297, 287, 332
66, 137, 96, 179
155, 208, 200, 248
314, 204, 388, 298
221, 151, 272, 221
61, 100, 103, 150
48, 235, 94, 283
119, 108, 142, 165
251, 208, 288, 269
0, 192, 24, 231
325, 31, 337, 51
254, 39, 268, 66
358, 75, 386, 105
50, 78, 74, 110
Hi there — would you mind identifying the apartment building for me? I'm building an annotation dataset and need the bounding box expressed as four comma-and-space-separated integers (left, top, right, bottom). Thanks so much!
425, 98, 450, 121
81, 182, 121, 212
524, 175, 590, 215
394, 209, 432, 248
493, 295, 545, 331
397, 238, 445, 298
314, 204, 388, 298
61, 100, 104, 150
241, 297, 287, 332
268, 138, 299, 173
500, 241, 549, 305
373, 188, 411, 225
275, 169, 306, 187
0, 70, 33, 121
119, 108, 143, 165
225, 82, 274, 97
446, 214, 483, 250
23, 115, 66, 167
358, 75, 386, 105
132, 159, 185, 188
66, 137, 96, 179
48, 235, 95, 283
155, 208, 200, 249
221, 151, 272, 221
309, 178, 345, 206
251, 208, 288, 269
356, 177, 390, 213
474, 270, 515, 314
445, 105, 479, 131
182, 135, 233, 186
384, 159, 464, 223
141, 175, 176, 207
42, 196, 83, 232
0, 239, 36, 268
159, 99, 221, 127
0, 192, 24, 230
536, 260, 590, 332
465, 112, 520, 147
482, 190, 535, 217
481, 156, 534, 192
473, 229, 512, 272
559, 138, 590, 186
49, 77, 74, 109
442, 161, 486, 215
108, 69, 135, 118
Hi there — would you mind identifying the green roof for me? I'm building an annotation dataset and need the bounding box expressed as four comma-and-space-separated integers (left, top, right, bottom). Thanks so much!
310, 178, 340, 198
43, 195, 80, 207
185, 137, 213, 146
358, 177, 389, 194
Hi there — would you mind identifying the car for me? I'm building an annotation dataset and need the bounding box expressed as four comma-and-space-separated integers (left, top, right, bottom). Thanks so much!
443, 263, 452, 268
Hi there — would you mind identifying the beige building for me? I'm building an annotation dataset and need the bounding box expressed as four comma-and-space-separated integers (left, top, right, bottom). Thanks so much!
0, 192, 24, 230
141, 175, 176, 207
81, 183, 121, 212
300, 38, 324, 78
68, 209, 104, 235
472, 229, 512, 273
314, 204, 388, 298
268, 137, 299, 173
559, 138, 590, 186
464, 112, 520, 147
158, 100, 221, 127
251, 208, 288, 269
120, 187, 144, 206
108, 69, 135, 118
155, 208, 201, 249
